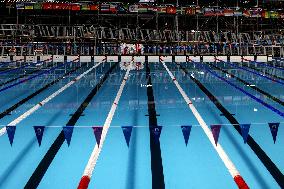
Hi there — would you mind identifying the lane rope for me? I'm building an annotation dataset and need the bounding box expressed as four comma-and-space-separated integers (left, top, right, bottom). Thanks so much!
77, 67, 131, 189
161, 60, 249, 189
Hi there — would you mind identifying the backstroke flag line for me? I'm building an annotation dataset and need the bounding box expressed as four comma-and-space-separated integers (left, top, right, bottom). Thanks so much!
92, 126, 103, 146
6, 126, 16, 146
211, 125, 222, 146
63, 126, 74, 146
240, 124, 251, 144
268, 123, 280, 144
33, 126, 45, 146
121, 126, 133, 147
181, 125, 192, 146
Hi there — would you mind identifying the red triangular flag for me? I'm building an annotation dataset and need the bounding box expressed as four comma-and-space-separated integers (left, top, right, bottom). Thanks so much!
211, 125, 222, 146
92, 126, 103, 146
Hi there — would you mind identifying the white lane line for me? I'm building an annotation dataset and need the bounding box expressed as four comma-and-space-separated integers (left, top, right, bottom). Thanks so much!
161, 61, 249, 189
0, 61, 103, 136
77, 67, 131, 189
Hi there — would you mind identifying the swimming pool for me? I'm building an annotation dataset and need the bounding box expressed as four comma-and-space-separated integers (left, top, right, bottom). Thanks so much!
0, 58, 283, 189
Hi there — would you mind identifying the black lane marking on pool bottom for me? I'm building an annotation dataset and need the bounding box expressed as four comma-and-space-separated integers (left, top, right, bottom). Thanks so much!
178, 63, 284, 188
208, 62, 284, 107
0, 62, 55, 88
0, 64, 86, 119
24, 63, 117, 189
145, 61, 165, 189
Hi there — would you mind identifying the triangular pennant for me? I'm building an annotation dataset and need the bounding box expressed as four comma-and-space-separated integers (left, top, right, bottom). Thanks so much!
62, 126, 74, 146
121, 126, 133, 147
33, 126, 45, 146
268, 123, 280, 144
6, 126, 16, 146
211, 125, 222, 146
92, 126, 103, 146
240, 124, 251, 144
150, 126, 162, 143
181, 126, 192, 146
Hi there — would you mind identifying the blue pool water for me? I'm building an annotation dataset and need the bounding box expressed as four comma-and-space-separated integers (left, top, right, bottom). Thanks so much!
0, 60, 283, 189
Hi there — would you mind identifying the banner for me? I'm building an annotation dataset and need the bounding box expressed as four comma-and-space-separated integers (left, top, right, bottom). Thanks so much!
250, 8, 262, 17
71, 4, 80, 11
33, 3, 42, 10
234, 10, 242, 17
166, 7, 176, 14
138, 5, 148, 13
224, 9, 234, 16
42, 3, 53, 10
157, 6, 167, 14
204, 8, 215, 16
185, 7, 196, 15
129, 5, 138, 13
90, 5, 99, 11
16, 3, 25, 9
25, 3, 33, 10
81, 4, 90, 11
53, 3, 69, 10
243, 10, 251, 17
100, 4, 110, 12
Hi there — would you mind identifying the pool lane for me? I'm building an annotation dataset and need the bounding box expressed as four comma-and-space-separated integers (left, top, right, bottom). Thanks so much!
0, 63, 73, 112
205, 62, 284, 108
150, 62, 238, 189
36, 65, 152, 189
175, 62, 283, 188
204, 63, 284, 114
0, 64, 85, 124
0, 64, 101, 188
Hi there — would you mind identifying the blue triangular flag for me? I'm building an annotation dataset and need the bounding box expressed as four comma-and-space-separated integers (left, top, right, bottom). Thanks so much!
181, 126, 192, 146
150, 126, 162, 143
6, 126, 16, 146
240, 124, 251, 144
33, 126, 45, 146
92, 126, 103, 146
62, 126, 74, 146
211, 125, 222, 146
121, 126, 133, 147
268, 123, 280, 144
